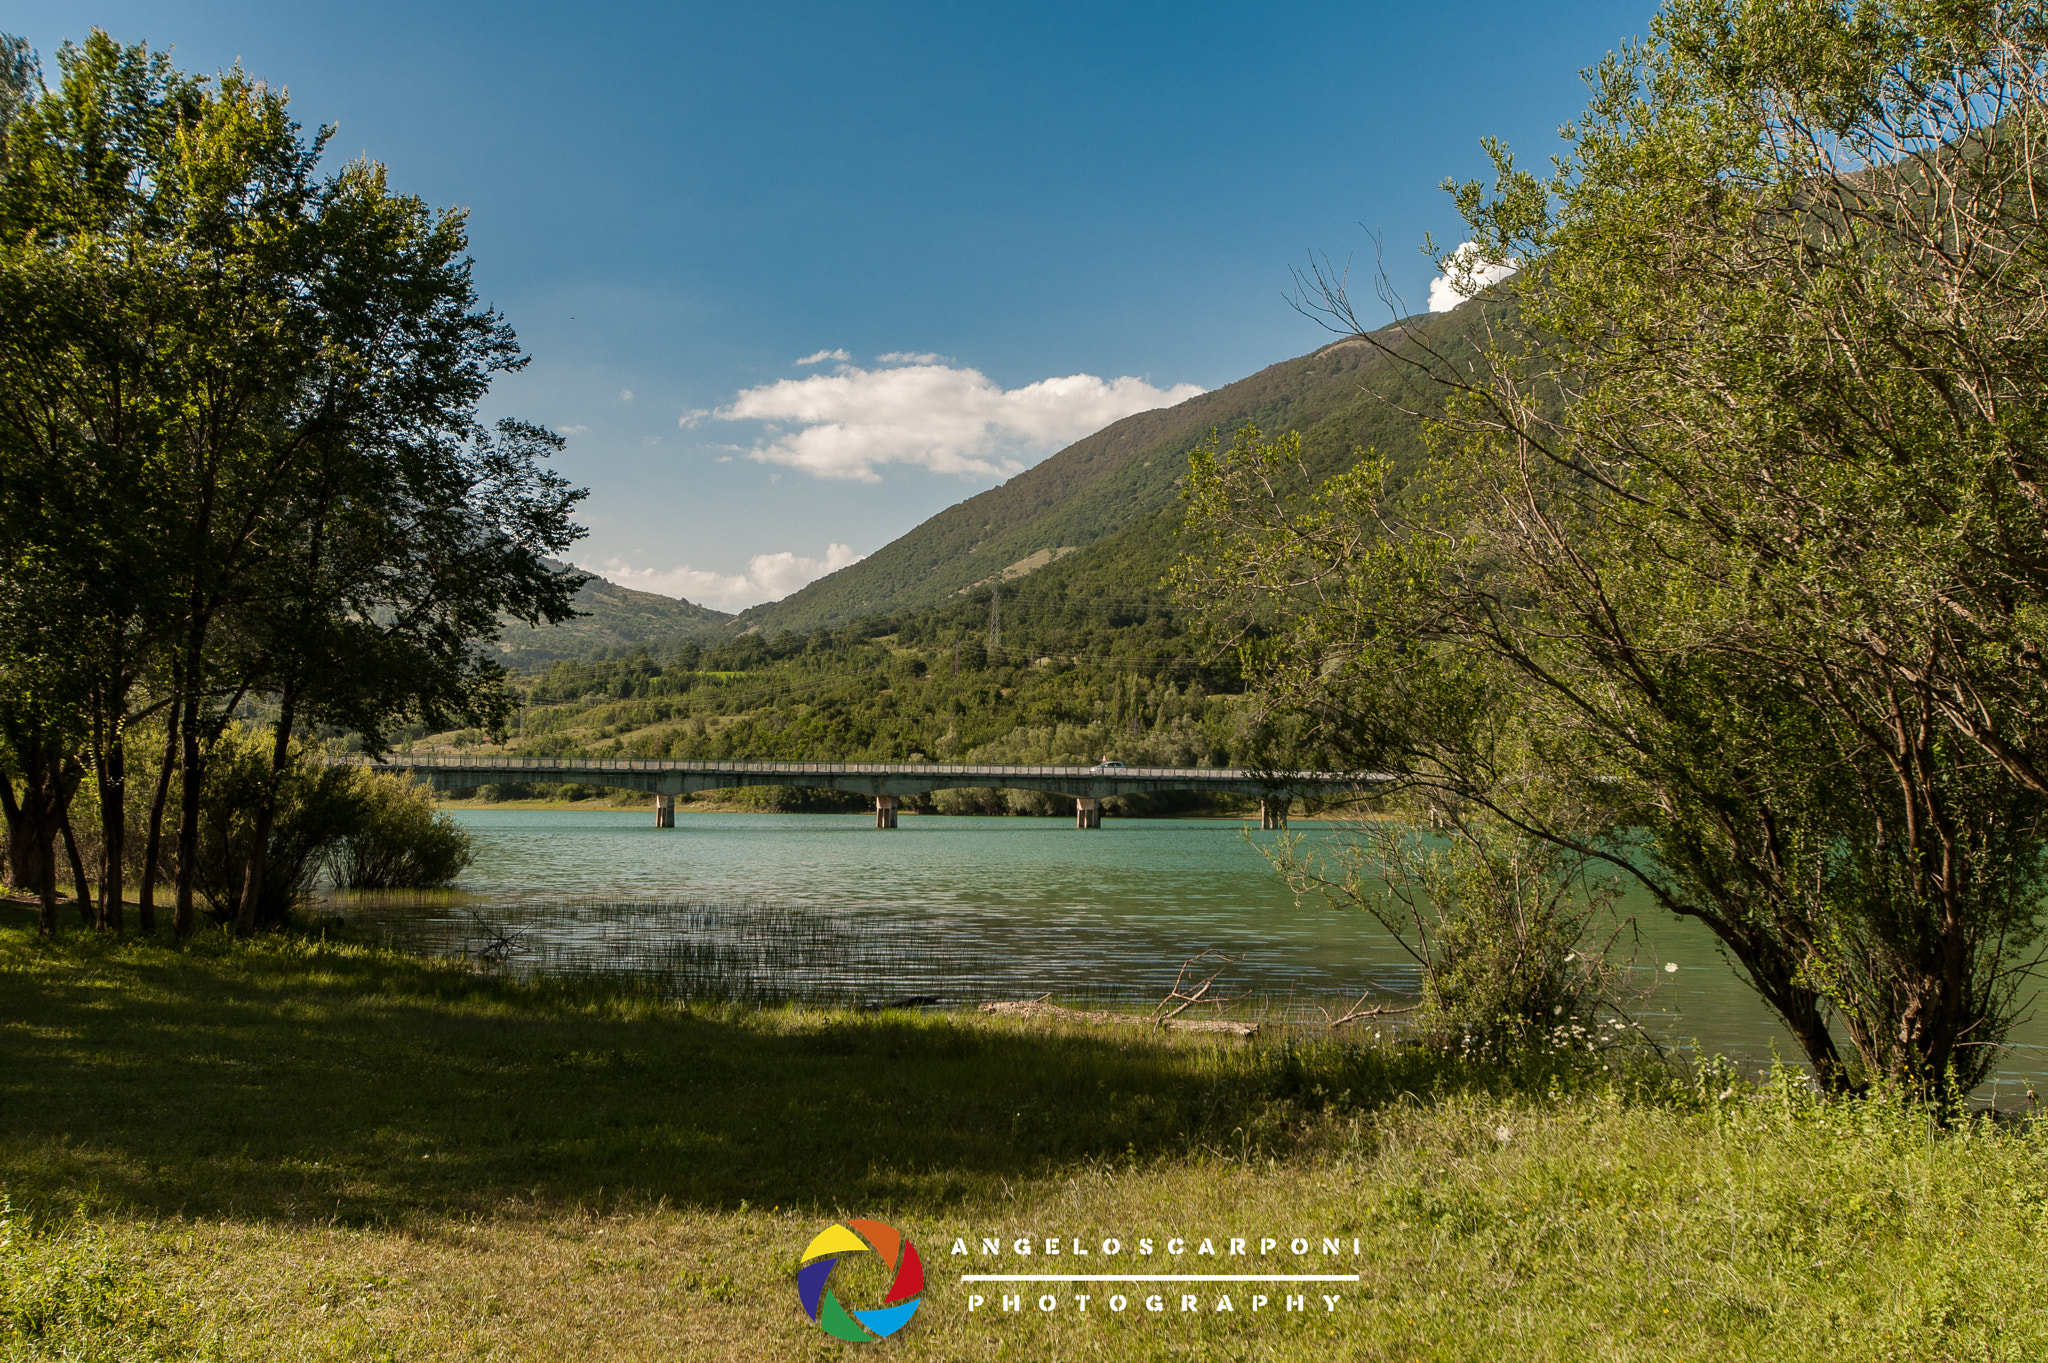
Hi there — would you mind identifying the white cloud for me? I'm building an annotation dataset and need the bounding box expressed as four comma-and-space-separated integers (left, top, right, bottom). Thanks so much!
876, 351, 944, 364
677, 408, 710, 428
620, 389, 635, 401
712, 360, 1205, 483
1428, 242, 1518, 312
556, 424, 589, 435
583, 543, 864, 611
796, 348, 851, 365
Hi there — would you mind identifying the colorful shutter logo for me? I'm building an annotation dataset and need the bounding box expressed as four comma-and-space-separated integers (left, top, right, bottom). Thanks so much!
796, 1219, 924, 1342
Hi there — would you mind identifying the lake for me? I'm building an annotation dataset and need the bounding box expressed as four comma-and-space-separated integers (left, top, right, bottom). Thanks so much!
342, 807, 2048, 1092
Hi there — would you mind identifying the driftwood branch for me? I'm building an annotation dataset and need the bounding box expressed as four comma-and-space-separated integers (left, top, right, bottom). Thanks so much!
1317, 990, 1420, 1028
1153, 950, 1245, 1023
466, 910, 530, 965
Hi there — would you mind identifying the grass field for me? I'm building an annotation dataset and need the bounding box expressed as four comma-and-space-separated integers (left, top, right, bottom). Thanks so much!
4, 915, 2046, 1361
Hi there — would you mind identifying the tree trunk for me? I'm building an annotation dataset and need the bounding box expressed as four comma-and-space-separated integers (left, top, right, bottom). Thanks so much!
95, 722, 126, 931
173, 691, 203, 937
0, 775, 35, 899
236, 683, 298, 936
1778, 990, 1853, 1093
1725, 929, 1855, 1091
139, 688, 181, 934
59, 794, 92, 926
32, 787, 57, 936
1, 749, 69, 936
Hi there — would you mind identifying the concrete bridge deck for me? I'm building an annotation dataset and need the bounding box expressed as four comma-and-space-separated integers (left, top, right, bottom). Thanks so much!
337, 754, 1376, 829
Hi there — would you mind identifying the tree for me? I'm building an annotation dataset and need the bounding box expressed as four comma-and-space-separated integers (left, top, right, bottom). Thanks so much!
0, 588, 88, 935
0, 32, 585, 934
222, 417, 585, 935
1182, 0, 2048, 1095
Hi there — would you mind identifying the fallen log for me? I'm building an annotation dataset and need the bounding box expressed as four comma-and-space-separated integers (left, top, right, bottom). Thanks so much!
978, 999, 1258, 1038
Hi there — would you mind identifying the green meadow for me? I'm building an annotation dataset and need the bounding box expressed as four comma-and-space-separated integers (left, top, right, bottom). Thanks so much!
3, 916, 2043, 1362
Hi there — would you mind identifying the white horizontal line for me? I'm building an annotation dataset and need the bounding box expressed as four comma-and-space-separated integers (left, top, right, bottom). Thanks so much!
960, 1274, 1360, 1283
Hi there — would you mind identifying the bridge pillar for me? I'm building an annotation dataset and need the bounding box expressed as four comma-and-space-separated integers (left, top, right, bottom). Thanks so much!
1260, 797, 1288, 830
875, 795, 899, 829
655, 792, 675, 828
1074, 796, 1101, 830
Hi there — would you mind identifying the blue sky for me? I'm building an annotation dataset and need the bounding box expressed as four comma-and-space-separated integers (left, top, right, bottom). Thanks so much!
17, 1, 1652, 610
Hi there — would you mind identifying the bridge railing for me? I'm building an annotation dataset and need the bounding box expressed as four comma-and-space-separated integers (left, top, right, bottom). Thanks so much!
326, 753, 1377, 785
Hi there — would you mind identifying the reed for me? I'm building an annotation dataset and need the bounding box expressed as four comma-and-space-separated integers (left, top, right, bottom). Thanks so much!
339, 896, 1400, 1021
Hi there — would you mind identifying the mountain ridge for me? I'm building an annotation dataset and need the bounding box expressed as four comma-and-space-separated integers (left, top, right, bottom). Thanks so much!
489, 564, 735, 668
500, 304, 1488, 664
729, 309, 1472, 635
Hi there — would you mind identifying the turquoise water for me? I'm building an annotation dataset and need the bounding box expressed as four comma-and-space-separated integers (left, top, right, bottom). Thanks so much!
347, 807, 2048, 1089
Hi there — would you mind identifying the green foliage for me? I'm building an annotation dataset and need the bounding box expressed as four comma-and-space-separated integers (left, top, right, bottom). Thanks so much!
1273, 810, 1633, 1061
1382, 830, 1621, 1061
84, 728, 479, 912
0, 29, 583, 936
1181, 2, 2048, 1098
702, 785, 870, 813
188, 730, 365, 926
1443, 0, 2048, 1096
328, 773, 473, 891
488, 568, 1258, 772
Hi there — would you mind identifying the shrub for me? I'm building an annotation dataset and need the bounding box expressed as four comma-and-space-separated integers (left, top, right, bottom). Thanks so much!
327, 773, 474, 890
188, 730, 365, 924
703, 785, 868, 813
1272, 808, 1633, 1063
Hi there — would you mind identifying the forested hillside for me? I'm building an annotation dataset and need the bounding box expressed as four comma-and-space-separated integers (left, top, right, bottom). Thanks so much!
442, 516, 1249, 793
431, 307, 1484, 774
513, 304, 1485, 675
490, 565, 734, 668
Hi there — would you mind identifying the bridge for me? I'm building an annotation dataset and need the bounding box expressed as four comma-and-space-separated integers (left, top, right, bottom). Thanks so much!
338, 754, 1375, 829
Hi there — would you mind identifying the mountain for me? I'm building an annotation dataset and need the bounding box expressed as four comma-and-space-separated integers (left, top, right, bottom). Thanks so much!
729, 306, 1484, 636
487, 303, 1490, 668
447, 303, 1503, 772
488, 565, 734, 669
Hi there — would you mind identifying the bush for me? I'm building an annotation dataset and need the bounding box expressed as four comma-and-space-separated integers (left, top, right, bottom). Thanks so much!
327, 773, 474, 890
698, 785, 868, 813
189, 730, 365, 925
1273, 809, 1632, 1063
932, 785, 1006, 815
